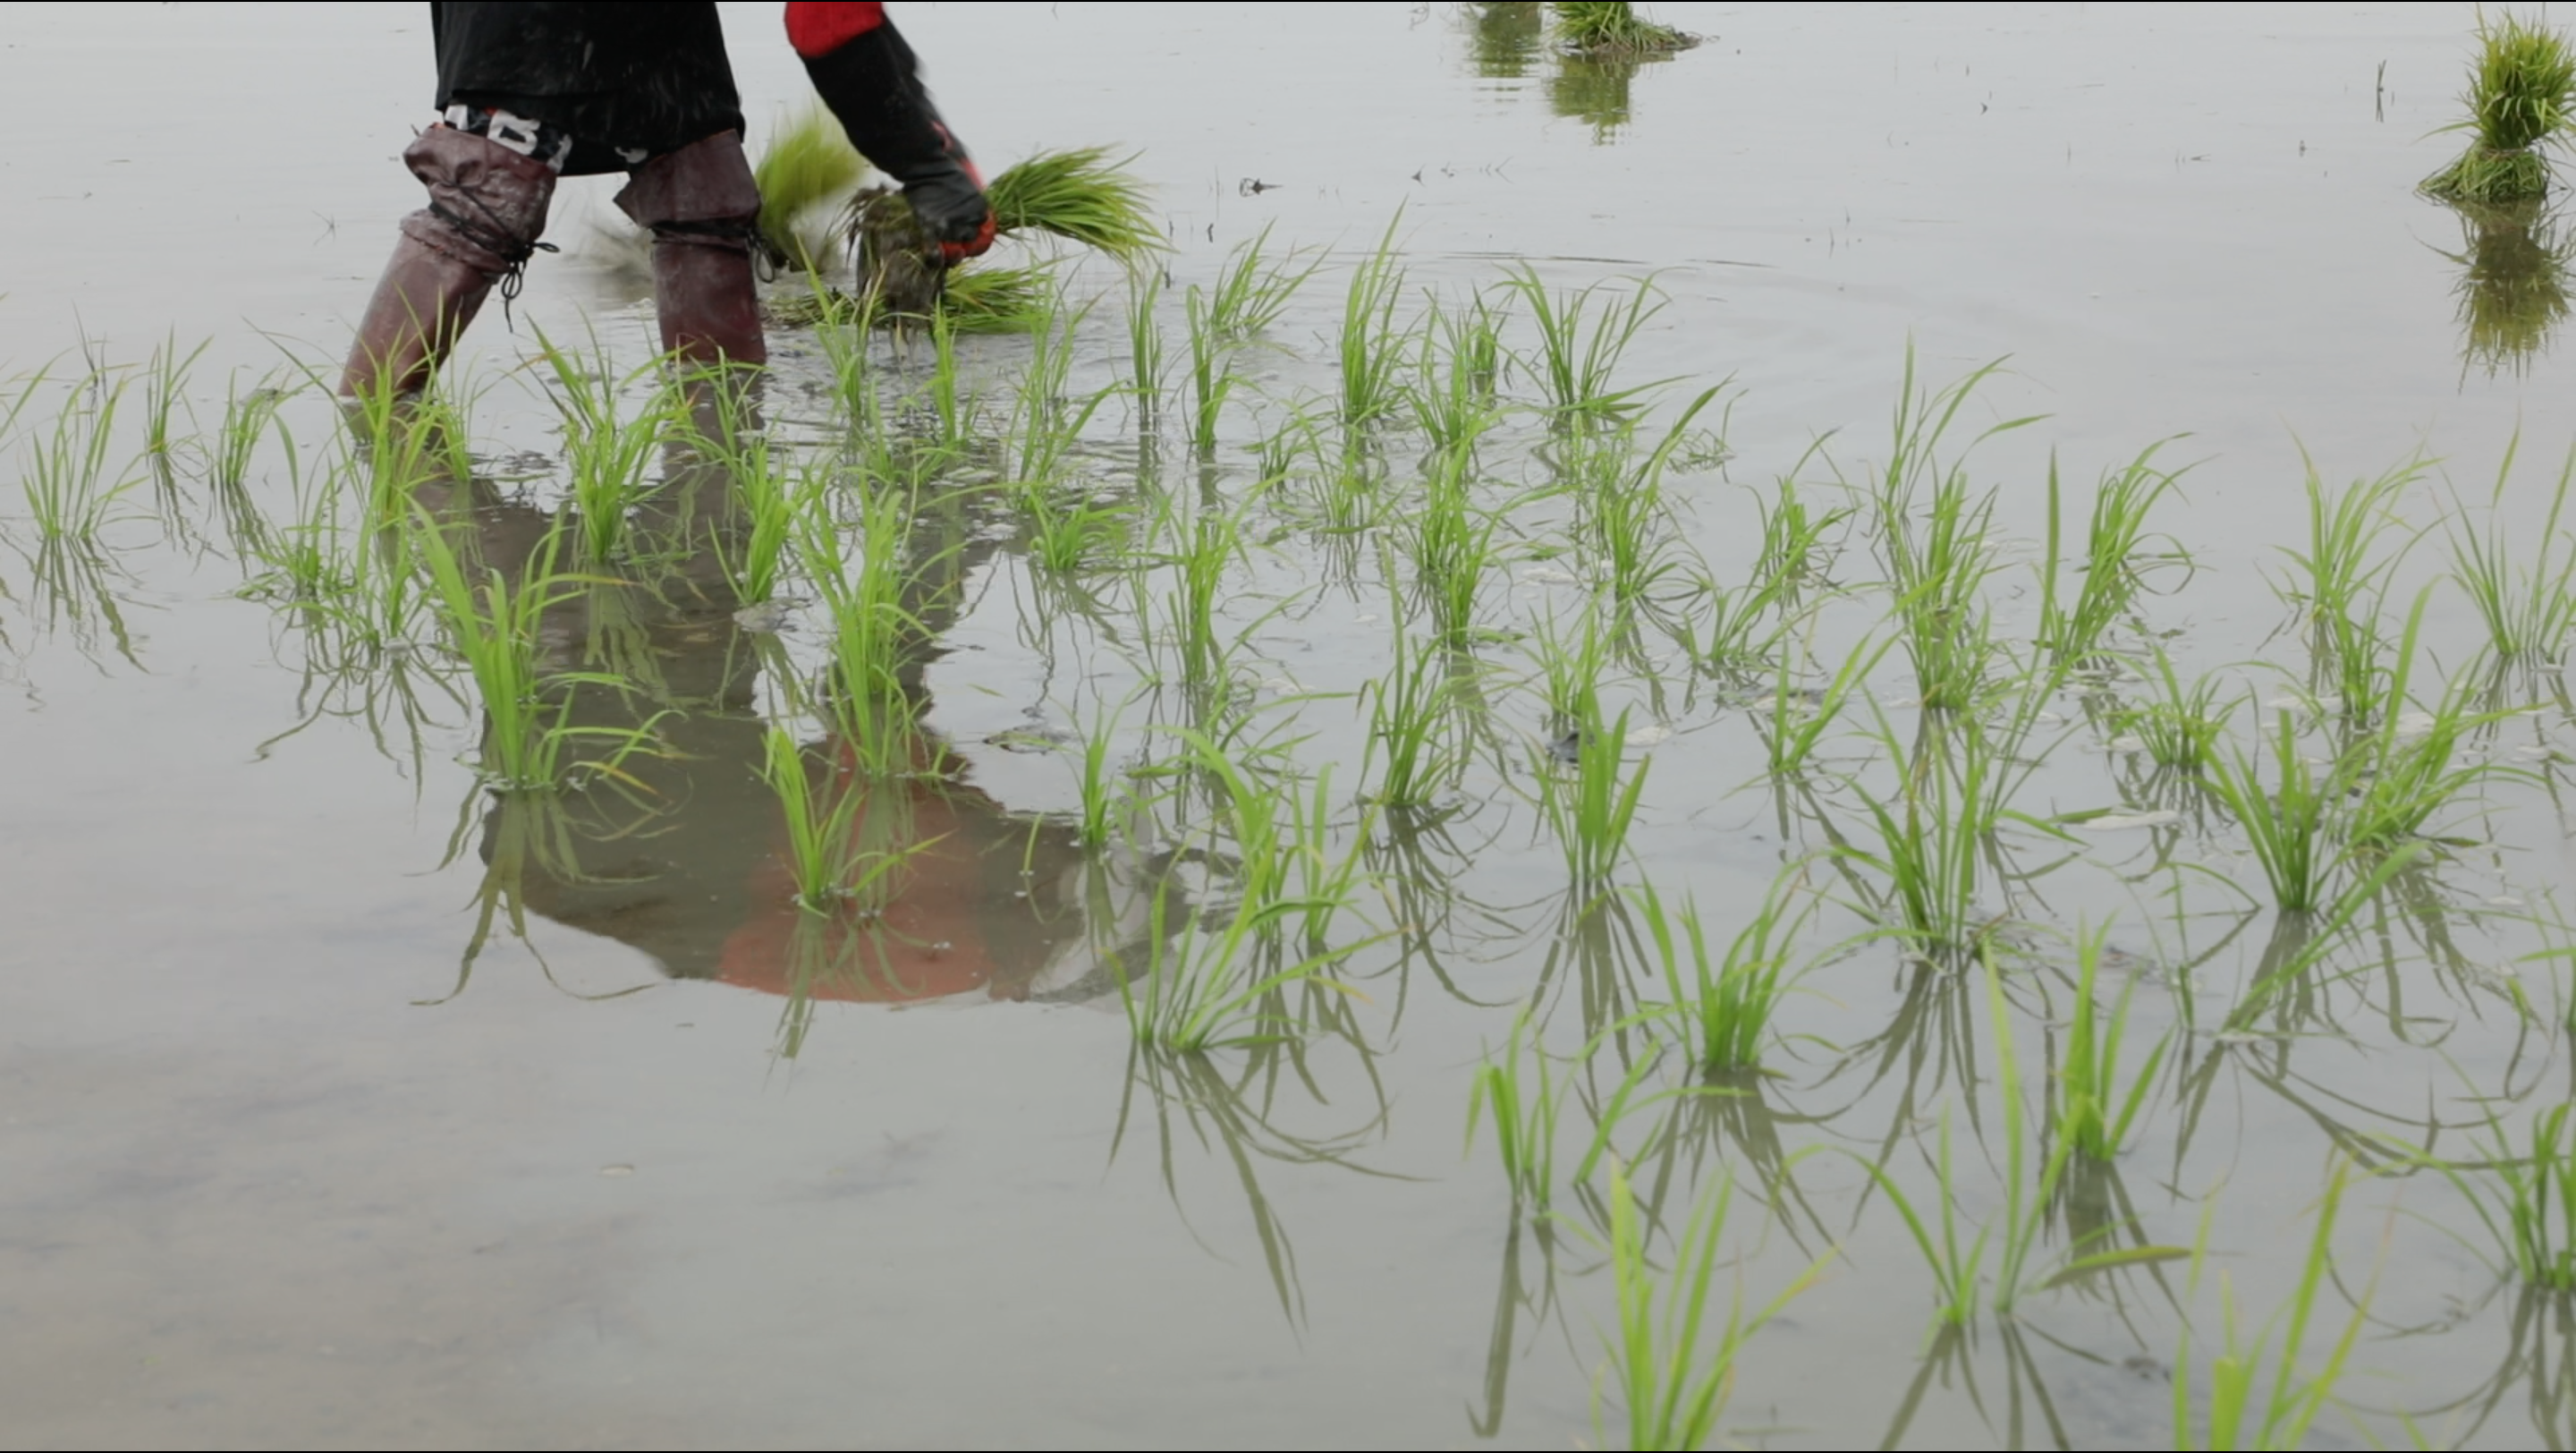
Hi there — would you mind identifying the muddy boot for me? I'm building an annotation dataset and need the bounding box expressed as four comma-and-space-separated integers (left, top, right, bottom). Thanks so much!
340, 126, 557, 402
615, 132, 767, 370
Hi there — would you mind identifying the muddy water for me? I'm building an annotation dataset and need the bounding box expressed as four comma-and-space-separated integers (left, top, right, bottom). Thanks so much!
7, 3, 2576, 1448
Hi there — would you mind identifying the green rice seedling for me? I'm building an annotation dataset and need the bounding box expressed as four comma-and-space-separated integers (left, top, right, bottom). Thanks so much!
1851, 953, 2188, 1328
2403, 1102, 2576, 1294
1337, 211, 1411, 428
1538, 702, 1652, 886
0, 364, 49, 447
755, 724, 936, 916
1360, 624, 1468, 808
1065, 695, 1136, 850
1203, 224, 1321, 344
1845, 714, 2001, 960
1412, 290, 1508, 454
1410, 439, 1502, 643
1751, 471, 1849, 599
21, 370, 140, 543
802, 479, 936, 719
2035, 445, 2187, 667
1467, 1005, 1574, 1208
140, 334, 206, 468
2203, 710, 2341, 913
2171, 1163, 2370, 1450
1165, 499, 1249, 684
1694, 568, 1785, 682
1284, 766, 1376, 952
2113, 646, 2229, 772
1182, 283, 1235, 455
705, 431, 816, 608
1113, 855, 1360, 1054
1023, 487, 1128, 575
1563, 390, 1719, 614
938, 263, 1054, 334
1552, 0, 1699, 54
2338, 589, 2526, 851
210, 372, 292, 490
2053, 921, 2170, 1161
922, 305, 977, 452
1635, 871, 1817, 1075
2273, 457, 2419, 714
1754, 628, 1893, 782
1124, 262, 1167, 412
2422, 11, 2576, 204
1593, 1161, 1812, 1453
1500, 268, 1671, 425
2445, 437, 2576, 667
753, 107, 868, 269
407, 509, 662, 793
984, 146, 1159, 261
1877, 442, 2005, 712
1005, 293, 1112, 489
532, 332, 677, 564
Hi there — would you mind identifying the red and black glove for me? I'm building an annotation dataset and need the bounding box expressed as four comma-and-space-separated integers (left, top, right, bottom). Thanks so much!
786, 2, 996, 263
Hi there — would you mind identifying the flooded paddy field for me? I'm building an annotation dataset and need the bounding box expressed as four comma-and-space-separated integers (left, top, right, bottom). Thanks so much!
8, 3, 2576, 1447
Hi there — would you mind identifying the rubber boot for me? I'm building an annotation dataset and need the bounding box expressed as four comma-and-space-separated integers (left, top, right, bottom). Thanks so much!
615, 132, 768, 370
340, 127, 557, 401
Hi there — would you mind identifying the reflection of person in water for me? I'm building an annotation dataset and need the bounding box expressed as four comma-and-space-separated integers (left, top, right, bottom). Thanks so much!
441, 416, 1139, 1007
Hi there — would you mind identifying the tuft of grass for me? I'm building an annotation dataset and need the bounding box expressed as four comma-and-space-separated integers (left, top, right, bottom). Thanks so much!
1361, 625, 1468, 809
1538, 702, 1652, 886
2114, 646, 2229, 773
2423, 12, 2576, 203
1552, 1, 1699, 55
21, 371, 140, 543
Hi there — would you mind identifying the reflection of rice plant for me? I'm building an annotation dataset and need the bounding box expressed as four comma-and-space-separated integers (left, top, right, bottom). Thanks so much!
2170, 1163, 2369, 1450
2422, 12, 2576, 204
1553, 1, 1698, 54
2441, 197, 2573, 374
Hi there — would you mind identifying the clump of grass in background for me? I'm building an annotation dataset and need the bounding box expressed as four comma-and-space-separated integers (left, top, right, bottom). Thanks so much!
1551, 1, 1699, 55
2424, 12, 2576, 203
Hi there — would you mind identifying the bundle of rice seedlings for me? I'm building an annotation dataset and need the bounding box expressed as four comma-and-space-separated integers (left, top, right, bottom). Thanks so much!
2422, 12, 2576, 203
754, 108, 872, 269
983, 147, 1161, 261
1550, 1, 1698, 55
